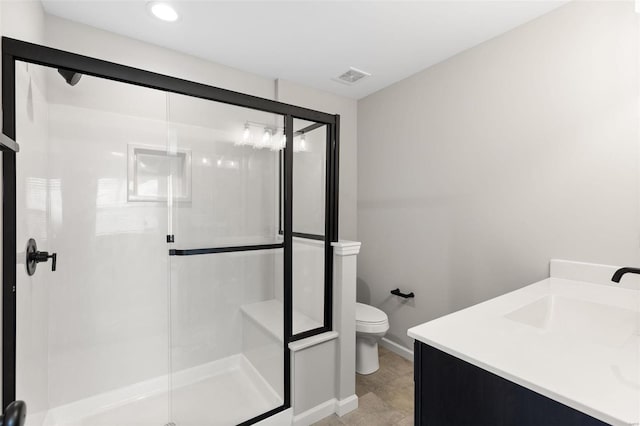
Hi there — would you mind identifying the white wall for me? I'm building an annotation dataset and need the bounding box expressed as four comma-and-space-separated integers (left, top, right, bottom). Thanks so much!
357, 1, 640, 350
44, 13, 274, 99
1, 1, 45, 43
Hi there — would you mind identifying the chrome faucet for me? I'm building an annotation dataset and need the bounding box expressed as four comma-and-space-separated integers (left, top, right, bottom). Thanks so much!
611, 267, 640, 283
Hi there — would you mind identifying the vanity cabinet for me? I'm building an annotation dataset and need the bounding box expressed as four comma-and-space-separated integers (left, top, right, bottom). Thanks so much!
413, 341, 608, 426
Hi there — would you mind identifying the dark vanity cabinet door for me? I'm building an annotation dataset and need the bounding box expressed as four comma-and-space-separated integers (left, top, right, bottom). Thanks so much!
413, 341, 609, 426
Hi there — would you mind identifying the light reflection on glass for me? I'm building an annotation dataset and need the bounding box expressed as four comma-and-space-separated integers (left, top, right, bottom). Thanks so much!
24, 177, 48, 238
26, 177, 47, 212
49, 178, 63, 228
215, 157, 239, 170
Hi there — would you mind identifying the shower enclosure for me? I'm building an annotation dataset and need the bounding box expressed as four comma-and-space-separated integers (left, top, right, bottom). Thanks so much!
1, 38, 338, 426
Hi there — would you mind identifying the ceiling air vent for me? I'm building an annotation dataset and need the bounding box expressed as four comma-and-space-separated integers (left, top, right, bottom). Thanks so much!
335, 67, 371, 85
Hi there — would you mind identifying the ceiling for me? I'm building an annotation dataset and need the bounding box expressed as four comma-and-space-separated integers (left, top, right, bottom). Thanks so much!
41, 1, 567, 99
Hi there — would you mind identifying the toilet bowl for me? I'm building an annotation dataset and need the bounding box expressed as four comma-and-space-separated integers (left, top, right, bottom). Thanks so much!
355, 303, 389, 375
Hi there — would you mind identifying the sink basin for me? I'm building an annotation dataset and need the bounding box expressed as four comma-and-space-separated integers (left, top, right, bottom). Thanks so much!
505, 295, 639, 347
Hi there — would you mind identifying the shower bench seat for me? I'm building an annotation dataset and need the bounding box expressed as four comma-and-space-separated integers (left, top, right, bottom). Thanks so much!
241, 299, 322, 342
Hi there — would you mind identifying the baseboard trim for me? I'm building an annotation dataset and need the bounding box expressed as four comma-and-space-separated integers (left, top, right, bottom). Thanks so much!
381, 337, 413, 361
292, 395, 358, 425
335, 394, 358, 417
292, 399, 337, 426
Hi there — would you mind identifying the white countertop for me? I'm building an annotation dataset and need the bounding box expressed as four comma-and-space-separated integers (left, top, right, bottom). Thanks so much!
408, 260, 640, 426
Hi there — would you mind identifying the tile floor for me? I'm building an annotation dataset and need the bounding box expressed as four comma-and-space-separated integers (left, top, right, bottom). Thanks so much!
313, 346, 414, 425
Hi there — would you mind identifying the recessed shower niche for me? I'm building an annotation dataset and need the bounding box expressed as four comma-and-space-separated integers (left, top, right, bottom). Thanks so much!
4, 38, 339, 426
127, 144, 192, 202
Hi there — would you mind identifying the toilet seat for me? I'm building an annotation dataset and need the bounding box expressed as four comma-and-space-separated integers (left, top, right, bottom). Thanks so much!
356, 303, 389, 334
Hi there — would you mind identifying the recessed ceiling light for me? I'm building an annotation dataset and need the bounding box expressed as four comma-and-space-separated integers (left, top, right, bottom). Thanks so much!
148, 2, 179, 22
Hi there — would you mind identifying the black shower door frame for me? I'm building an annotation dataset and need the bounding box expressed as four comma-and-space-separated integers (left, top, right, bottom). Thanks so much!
1, 37, 339, 425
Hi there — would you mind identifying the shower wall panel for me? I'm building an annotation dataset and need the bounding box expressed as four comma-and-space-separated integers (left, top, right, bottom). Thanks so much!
169, 251, 278, 372
44, 74, 170, 408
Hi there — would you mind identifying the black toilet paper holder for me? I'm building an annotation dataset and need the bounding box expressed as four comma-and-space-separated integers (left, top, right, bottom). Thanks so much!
391, 288, 415, 299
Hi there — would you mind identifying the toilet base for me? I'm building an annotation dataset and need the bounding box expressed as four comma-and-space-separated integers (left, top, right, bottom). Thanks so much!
356, 335, 381, 375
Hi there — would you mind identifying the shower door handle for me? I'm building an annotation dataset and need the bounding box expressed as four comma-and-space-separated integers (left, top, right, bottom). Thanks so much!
25, 238, 57, 276
32, 251, 57, 271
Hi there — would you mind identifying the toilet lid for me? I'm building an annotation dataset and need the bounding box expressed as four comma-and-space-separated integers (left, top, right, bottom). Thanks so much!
356, 303, 388, 324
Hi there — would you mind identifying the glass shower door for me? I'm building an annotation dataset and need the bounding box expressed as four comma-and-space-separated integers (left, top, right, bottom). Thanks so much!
166, 93, 285, 425
14, 60, 51, 426
12, 59, 288, 426
14, 61, 173, 426
9, 41, 339, 426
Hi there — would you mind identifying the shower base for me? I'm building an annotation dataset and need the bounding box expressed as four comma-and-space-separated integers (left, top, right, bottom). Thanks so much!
30, 354, 282, 426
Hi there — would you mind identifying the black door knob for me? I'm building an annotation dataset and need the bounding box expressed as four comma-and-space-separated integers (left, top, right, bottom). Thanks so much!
0, 400, 26, 426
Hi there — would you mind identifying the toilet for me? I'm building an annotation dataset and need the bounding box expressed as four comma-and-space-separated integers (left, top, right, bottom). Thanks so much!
355, 303, 389, 375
